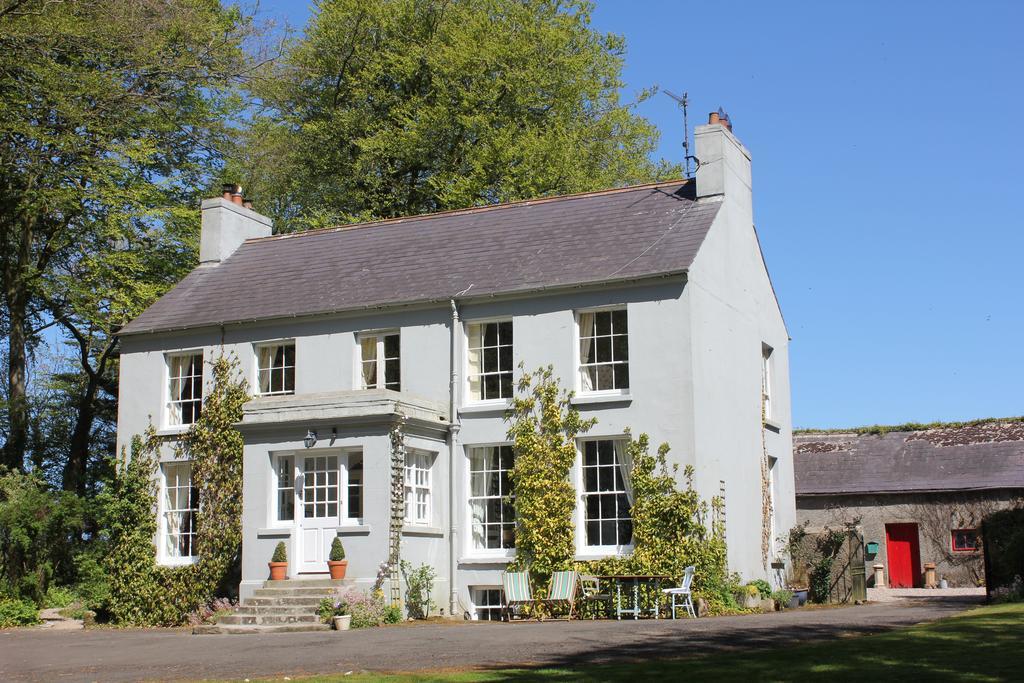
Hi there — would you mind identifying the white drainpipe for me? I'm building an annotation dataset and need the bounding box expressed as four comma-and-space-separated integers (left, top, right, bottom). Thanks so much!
447, 298, 462, 617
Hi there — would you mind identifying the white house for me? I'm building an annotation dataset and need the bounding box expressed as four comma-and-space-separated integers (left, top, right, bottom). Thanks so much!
116, 114, 794, 622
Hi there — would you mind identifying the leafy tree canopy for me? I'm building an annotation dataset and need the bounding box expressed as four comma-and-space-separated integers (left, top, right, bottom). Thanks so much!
231, 0, 678, 230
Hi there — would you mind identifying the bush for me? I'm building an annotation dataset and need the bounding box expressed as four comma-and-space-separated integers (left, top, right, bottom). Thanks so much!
271, 542, 287, 563
328, 587, 389, 628
401, 561, 436, 619
772, 589, 793, 608
983, 507, 1024, 596
749, 579, 773, 599
187, 597, 238, 626
0, 598, 39, 627
43, 586, 77, 608
383, 604, 403, 624
329, 537, 345, 562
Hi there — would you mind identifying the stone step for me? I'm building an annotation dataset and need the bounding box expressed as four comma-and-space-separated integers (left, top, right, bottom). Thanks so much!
245, 596, 326, 607
193, 622, 332, 635
234, 605, 317, 616
251, 586, 345, 597
264, 578, 352, 588
217, 613, 321, 626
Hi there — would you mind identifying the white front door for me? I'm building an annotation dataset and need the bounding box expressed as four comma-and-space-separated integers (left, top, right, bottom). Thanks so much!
296, 453, 341, 574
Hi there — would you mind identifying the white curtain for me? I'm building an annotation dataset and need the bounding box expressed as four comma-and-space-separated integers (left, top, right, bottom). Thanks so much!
258, 346, 274, 393
467, 324, 483, 398
615, 440, 634, 505
578, 313, 594, 391
360, 337, 377, 388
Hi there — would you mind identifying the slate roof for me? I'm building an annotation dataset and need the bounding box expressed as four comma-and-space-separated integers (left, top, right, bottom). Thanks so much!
120, 180, 721, 336
793, 420, 1024, 496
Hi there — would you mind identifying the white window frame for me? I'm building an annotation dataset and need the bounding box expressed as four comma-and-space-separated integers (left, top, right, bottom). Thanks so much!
575, 307, 630, 396
465, 443, 516, 558
767, 455, 778, 558
357, 330, 401, 391
159, 461, 199, 565
464, 318, 514, 404
762, 343, 774, 422
255, 340, 296, 396
165, 351, 204, 427
470, 585, 504, 621
575, 437, 634, 556
270, 450, 363, 527
404, 449, 434, 525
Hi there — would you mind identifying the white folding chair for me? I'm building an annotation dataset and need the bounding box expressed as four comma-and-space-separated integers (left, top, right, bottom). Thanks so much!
662, 565, 696, 618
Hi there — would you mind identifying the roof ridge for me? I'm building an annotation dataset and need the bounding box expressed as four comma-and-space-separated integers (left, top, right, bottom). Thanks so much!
247, 178, 690, 244
795, 415, 1024, 437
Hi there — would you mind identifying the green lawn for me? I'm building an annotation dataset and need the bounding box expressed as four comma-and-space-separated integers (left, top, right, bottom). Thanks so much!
242, 603, 1024, 683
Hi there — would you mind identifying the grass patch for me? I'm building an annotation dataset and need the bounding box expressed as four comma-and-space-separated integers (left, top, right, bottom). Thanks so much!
251, 603, 1024, 682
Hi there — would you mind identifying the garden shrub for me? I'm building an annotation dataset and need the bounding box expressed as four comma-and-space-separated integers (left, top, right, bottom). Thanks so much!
401, 561, 436, 619
0, 597, 39, 627
43, 585, 77, 608
0, 468, 88, 604
329, 587, 390, 628
749, 578, 773, 599
983, 506, 1024, 598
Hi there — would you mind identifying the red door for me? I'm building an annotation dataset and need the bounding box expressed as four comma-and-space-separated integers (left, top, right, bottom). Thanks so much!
885, 523, 921, 588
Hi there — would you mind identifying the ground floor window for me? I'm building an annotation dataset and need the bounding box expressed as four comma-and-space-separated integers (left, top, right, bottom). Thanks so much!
405, 450, 434, 525
468, 445, 515, 551
581, 439, 633, 549
162, 461, 198, 561
951, 528, 980, 552
472, 586, 503, 621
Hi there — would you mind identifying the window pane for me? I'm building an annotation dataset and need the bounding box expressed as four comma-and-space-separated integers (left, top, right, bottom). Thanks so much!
483, 323, 498, 346
384, 334, 399, 358
613, 364, 630, 389
596, 337, 612, 363
595, 311, 611, 336
611, 309, 627, 334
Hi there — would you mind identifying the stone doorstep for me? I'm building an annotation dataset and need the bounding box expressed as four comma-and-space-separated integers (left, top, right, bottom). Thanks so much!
193, 622, 332, 635
251, 586, 348, 597
217, 613, 321, 626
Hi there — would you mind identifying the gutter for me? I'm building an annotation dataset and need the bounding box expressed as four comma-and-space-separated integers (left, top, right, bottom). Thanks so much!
447, 298, 462, 617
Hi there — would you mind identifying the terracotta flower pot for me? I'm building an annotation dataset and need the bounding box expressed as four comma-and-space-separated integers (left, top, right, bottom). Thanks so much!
268, 561, 288, 581
327, 559, 348, 580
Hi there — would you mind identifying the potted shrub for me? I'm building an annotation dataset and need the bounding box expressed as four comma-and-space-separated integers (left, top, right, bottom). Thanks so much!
318, 597, 351, 631
327, 537, 348, 580
268, 541, 288, 581
771, 589, 793, 611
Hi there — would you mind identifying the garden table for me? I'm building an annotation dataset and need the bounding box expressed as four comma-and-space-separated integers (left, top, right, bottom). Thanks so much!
599, 574, 671, 619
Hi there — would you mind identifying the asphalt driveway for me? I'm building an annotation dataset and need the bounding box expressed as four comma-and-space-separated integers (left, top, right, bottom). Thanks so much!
0, 596, 981, 682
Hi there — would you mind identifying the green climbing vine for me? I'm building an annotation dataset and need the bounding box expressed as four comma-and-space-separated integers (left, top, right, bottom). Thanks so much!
506, 365, 595, 582
102, 353, 248, 625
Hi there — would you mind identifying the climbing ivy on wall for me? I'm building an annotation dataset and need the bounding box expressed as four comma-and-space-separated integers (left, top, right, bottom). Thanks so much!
102, 353, 248, 625
583, 432, 730, 610
506, 365, 595, 581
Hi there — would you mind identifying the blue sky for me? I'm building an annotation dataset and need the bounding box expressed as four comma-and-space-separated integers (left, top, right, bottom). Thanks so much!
257, 1, 1024, 429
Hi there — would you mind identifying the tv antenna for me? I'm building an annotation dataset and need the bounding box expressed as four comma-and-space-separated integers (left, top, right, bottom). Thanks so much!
663, 89, 699, 177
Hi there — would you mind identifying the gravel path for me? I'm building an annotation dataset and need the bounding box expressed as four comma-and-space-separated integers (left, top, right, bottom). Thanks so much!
0, 595, 981, 682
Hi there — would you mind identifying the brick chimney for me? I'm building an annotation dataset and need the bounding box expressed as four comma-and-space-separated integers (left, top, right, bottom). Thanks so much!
199, 184, 272, 264
695, 109, 752, 219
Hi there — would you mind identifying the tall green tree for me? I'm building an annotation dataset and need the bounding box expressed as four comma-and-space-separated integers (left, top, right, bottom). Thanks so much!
231, 0, 677, 231
0, 0, 252, 484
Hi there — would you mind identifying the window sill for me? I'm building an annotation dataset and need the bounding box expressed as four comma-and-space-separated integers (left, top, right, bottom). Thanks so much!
458, 555, 515, 566
257, 527, 293, 538
459, 401, 511, 416
763, 419, 782, 433
155, 425, 190, 438
574, 547, 634, 561
571, 392, 632, 406
158, 556, 199, 567
337, 524, 372, 536
402, 525, 445, 537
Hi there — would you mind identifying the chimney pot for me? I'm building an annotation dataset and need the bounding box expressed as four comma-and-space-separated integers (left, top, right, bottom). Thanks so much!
231, 185, 244, 205
708, 111, 720, 125
221, 183, 235, 200
243, 200, 253, 210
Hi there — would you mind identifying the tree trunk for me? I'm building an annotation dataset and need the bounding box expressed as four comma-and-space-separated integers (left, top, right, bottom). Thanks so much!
63, 373, 98, 495
3, 291, 28, 472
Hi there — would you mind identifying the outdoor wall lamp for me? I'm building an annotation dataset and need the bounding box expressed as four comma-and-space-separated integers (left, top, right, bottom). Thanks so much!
303, 430, 317, 449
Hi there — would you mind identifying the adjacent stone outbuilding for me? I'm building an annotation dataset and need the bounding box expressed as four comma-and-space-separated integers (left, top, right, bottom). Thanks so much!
794, 420, 1024, 588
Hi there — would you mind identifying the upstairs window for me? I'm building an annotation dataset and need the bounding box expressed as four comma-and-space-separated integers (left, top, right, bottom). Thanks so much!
257, 342, 295, 395
359, 332, 400, 391
167, 352, 203, 425
468, 446, 515, 551
762, 344, 774, 421
467, 321, 513, 401
951, 529, 980, 553
161, 462, 198, 562
579, 310, 629, 392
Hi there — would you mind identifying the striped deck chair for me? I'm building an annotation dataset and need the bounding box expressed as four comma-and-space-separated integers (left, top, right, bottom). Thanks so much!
501, 571, 537, 622
541, 570, 580, 620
